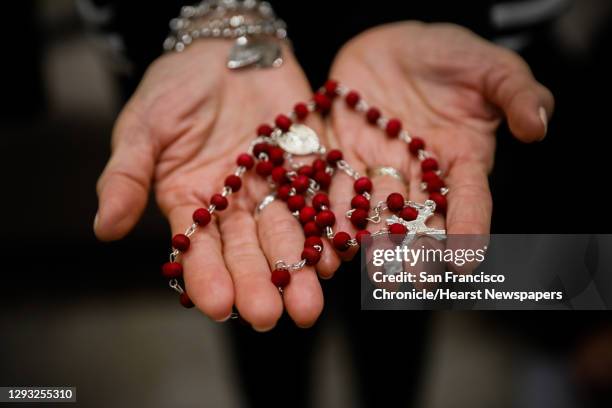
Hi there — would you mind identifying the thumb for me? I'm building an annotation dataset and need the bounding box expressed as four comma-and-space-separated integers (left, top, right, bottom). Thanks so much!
95, 109, 156, 241
483, 50, 554, 143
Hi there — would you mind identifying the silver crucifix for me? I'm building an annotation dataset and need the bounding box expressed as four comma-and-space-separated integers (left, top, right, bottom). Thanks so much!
386, 200, 446, 246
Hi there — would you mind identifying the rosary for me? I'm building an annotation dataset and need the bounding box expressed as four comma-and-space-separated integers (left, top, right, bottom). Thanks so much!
161, 79, 448, 308
159, 1, 448, 310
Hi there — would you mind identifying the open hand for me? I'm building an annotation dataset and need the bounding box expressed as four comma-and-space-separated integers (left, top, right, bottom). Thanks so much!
323, 22, 554, 270
94, 42, 331, 330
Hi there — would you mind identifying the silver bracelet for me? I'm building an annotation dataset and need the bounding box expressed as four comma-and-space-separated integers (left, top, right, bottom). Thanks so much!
163, 0, 289, 70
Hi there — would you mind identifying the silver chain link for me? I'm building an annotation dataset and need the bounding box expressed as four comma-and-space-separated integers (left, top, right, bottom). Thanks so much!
336, 160, 360, 179
169, 279, 184, 294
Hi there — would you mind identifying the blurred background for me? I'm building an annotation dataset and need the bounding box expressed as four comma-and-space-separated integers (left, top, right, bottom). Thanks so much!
0, 0, 611, 407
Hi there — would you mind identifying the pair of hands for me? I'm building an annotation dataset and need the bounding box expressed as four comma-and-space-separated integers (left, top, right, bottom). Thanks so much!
94, 22, 553, 330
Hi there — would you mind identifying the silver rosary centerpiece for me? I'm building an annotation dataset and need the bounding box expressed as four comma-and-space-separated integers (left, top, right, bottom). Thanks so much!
274, 124, 322, 156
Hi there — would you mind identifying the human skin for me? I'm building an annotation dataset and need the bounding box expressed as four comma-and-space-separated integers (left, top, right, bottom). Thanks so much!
94, 22, 553, 330
321, 22, 553, 269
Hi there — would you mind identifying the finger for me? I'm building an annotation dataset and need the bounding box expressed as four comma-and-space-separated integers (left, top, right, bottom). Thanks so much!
278, 112, 341, 279
409, 157, 446, 231
407, 156, 446, 286
446, 161, 492, 235
483, 50, 554, 142
168, 205, 235, 321
315, 238, 341, 280
95, 109, 156, 241
328, 111, 412, 263
445, 161, 492, 275
257, 201, 324, 328
326, 96, 366, 265
218, 208, 283, 331
329, 169, 364, 263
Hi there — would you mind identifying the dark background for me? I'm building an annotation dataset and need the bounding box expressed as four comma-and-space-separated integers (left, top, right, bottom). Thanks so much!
0, 0, 611, 407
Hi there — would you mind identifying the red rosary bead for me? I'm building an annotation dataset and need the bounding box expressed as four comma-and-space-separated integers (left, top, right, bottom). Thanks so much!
426, 177, 445, 193
332, 231, 351, 251
269, 146, 285, 166
429, 192, 447, 213
236, 153, 255, 170
409, 137, 425, 154
253, 142, 270, 158
303, 221, 322, 237
314, 170, 332, 189
351, 194, 370, 211
298, 165, 314, 178
400, 206, 418, 221
299, 206, 317, 224
312, 158, 327, 172
350, 208, 369, 229
161, 81, 451, 308
257, 124, 273, 137
421, 158, 438, 172
271, 268, 291, 288
277, 184, 292, 201
314, 93, 332, 113
386, 192, 404, 212
192, 208, 211, 226
275, 114, 293, 132
287, 195, 306, 212
180, 292, 195, 308
271, 166, 289, 184
224, 175, 242, 192
294, 102, 309, 120
301, 246, 321, 265
315, 209, 336, 228
355, 230, 371, 245
312, 193, 330, 210
211, 193, 229, 210
388, 223, 407, 244
172, 234, 190, 252
388, 223, 407, 235
354, 177, 373, 194
162, 262, 183, 279
292, 175, 311, 193
386, 118, 402, 138
366, 107, 381, 124
326, 149, 343, 165
324, 79, 338, 97
304, 236, 323, 248
345, 90, 360, 108
422, 171, 440, 185
255, 160, 273, 177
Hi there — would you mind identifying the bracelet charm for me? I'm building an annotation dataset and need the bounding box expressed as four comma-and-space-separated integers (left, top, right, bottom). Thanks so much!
227, 36, 282, 69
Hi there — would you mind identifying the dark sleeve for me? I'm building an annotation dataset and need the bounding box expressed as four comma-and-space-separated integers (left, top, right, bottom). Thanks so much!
79, 0, 570, 87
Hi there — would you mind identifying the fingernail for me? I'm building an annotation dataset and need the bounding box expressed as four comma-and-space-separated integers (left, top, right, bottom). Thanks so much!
538, 106, 548, 140
216, 312, 233, 323
93, 212, 99, 231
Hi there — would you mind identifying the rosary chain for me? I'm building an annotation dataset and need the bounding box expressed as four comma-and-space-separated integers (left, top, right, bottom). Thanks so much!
162, 79, 448, 313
